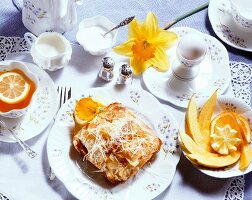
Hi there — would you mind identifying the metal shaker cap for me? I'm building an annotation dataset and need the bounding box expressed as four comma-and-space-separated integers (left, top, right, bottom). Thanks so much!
120, 64, 133, 76
102, 57, 115, 69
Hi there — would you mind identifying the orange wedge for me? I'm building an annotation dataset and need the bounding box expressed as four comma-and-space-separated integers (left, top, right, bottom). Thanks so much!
210, 112, 242, 155
211, 112, 241, 132
236, 114, 251, 143
74, 97, 104, 126
0, 71, 30, 104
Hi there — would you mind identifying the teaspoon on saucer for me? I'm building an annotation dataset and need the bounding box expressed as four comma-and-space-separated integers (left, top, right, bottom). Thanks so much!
0, 120, 37, 159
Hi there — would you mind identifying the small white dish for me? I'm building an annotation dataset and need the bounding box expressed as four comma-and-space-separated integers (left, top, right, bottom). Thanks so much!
47, 86, 180, 200
0, 60, 59, 142
143, 27, 230, 108
76, 15, 118, 56
208, 0, 252, 52
0, 61, 39, 118
24, 32, 72, 71
180, 95, 252, 178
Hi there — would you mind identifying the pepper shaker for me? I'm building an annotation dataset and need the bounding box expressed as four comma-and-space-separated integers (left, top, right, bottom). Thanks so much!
98, 57, 115, 81
117, 64, 133, 84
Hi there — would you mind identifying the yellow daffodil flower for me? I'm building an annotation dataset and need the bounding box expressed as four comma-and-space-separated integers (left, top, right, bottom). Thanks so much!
114, 12, 177, 75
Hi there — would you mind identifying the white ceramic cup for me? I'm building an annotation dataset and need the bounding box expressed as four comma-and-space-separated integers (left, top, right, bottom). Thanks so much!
172, 34, 207, 81
0, 61, 39, 118
230, 0, 252, 31
24, 32, 72, 71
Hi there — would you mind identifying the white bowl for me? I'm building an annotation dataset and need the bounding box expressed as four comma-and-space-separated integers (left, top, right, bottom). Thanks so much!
25, 32, 72, 71
0, 61, 39, 118
180, 95, 252, 178
76, 15, 118, 56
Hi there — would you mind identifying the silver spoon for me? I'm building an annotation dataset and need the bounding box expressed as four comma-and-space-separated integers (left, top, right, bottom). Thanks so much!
0, 120, 37, 159
103, 16, 135, 37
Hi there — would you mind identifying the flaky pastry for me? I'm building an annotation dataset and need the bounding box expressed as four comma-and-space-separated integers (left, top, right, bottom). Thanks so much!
73, 102, 162, 183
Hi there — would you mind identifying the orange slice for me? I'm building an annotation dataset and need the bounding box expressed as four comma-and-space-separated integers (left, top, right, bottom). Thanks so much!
211, 112, 241, 132
0, 72, 30, 104
210, 112, 242, 155
236, 114, 251, 143
74, 97, 104, 126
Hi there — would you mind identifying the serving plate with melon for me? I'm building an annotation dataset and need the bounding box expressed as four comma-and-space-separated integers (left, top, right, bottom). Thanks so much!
179, 90, 252, 178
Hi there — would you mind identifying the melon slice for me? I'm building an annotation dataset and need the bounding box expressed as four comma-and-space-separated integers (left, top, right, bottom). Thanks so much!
179, 130, 217, 156
187, 152, 240, 168
186, 95, 211, 151
198, 89, 218, 134
239, 143, 252, 170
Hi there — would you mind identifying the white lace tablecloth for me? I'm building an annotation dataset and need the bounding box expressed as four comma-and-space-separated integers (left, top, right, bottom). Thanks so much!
0, 36, 251, 200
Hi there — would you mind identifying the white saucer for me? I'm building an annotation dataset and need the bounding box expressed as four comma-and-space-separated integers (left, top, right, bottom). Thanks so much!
143, 27, 230, 108
0, 60, 59, 143
208, 0, 252, 52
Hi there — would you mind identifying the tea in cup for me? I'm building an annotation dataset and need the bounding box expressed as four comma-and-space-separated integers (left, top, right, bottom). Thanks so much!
230, 0, 252, 31
24, 32, 72, 71
0, 61, 39, 118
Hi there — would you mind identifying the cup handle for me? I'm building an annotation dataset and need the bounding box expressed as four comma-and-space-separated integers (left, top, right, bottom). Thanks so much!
24, 32, 37, 47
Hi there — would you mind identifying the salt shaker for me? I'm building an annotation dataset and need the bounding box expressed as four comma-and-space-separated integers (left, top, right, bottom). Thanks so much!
98, 57, 115, 81
117, 64, 133, 84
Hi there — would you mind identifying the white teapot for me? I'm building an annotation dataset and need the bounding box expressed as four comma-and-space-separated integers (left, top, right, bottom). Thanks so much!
22, 0, 82, 36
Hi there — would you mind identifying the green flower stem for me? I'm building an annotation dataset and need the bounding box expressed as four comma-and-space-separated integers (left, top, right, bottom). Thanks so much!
164, 2, 209, 30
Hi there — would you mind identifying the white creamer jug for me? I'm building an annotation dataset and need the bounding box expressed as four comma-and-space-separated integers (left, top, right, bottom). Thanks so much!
22, 0, 82, 36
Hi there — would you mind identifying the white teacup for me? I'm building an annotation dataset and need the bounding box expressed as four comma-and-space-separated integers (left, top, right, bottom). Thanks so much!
230, 0, 252, 31
24, 32, 72, 71
0, 61, 39, 118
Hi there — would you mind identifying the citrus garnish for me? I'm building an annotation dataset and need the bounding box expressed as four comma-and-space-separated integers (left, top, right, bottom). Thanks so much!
235, 114, 251, 143
74, 97, 104, 126
0, 71, 30, 104
210, 124, 242, 155
210, 112, 242, 155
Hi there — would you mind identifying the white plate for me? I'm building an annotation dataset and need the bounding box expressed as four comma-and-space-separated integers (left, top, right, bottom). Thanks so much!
181, 95, 252, 178
0, 60, 59, 142
208, 0, 252, 52
143, 27, 230, 108
47, 86, 180, 200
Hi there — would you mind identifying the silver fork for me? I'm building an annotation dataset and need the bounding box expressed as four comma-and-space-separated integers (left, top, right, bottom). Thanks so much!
0, 120, 37, 159
49, 86, 72, 180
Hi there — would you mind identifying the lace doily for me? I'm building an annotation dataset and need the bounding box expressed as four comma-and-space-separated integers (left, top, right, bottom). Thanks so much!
0, 36, 29, 61
0, 193, 10, 200
224, 62, 252, 200
0, 36, 251, 200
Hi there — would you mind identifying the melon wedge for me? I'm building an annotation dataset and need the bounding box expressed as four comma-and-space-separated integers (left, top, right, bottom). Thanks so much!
179, 130, 217, 157
186, 95, 211, 151
239, 143, 252, 170
198, 89, 218, 133
187, 152, 240, 168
